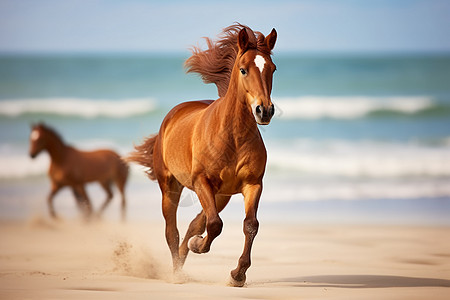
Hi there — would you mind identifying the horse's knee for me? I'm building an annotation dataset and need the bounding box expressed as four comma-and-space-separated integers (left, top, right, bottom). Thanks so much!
186, 212, 206, 236
162, 199, 178, 220
207, 216, 223, 238
244, 217, 259, 238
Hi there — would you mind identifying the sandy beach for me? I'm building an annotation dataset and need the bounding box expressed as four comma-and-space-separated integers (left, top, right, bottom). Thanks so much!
1, 216, 449, 300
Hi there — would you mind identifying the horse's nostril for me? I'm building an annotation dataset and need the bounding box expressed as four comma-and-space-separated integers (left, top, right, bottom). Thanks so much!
269, 104, 275, 117
255, 105, 262, 115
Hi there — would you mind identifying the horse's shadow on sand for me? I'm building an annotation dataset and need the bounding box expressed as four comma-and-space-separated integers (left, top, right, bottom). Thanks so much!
270, 275, 450, 289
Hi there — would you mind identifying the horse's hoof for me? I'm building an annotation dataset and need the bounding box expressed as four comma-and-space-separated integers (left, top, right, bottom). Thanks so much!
51, 216, 62, 222
50, 212, 60, 221
227, 274, 246, 287
172, 270, 188, 284
188, 235, 203, 254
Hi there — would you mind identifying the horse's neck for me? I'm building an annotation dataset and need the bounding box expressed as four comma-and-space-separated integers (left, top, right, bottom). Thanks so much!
216, 79, 259, 143
45, 135, 68, 163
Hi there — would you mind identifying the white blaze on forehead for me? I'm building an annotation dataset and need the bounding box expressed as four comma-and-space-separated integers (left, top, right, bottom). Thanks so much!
30, 129, 40, 141
254, 55, 266, 73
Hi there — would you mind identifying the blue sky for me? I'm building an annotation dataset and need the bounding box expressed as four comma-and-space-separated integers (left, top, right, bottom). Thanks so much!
1, 0, 449, 53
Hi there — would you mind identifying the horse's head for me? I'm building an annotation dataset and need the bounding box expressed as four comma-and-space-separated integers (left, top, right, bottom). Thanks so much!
29, 124, 46, 158
236, 27, 277, 125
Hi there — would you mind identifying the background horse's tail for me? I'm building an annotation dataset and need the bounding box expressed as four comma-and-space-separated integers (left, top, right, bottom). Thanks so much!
117, 156, 129, 185
125, 135, 157, 181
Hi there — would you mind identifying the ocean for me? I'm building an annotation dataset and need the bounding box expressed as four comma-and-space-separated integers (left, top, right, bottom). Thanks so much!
1, 53, 450, 224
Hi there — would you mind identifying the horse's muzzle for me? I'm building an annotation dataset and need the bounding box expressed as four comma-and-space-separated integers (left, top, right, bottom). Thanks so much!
255, 104, 275, 125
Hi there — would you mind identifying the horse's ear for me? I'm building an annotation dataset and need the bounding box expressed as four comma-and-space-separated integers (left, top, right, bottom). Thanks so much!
238, 28, 250, 52
265, 28, 277, 51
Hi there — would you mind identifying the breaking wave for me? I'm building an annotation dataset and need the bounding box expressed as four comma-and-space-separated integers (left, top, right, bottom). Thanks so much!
274, 96, 442, 120
0, 98, 157, 119
266, 138, 450, 178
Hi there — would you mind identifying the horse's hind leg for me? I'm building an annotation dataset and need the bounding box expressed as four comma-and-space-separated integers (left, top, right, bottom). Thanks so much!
72, 185, 93, 220
179, 195, 231, 267
114, 174, 127, 222
160, 176, 184, 272
97, 181, 113, 219
229, 183, 262, 287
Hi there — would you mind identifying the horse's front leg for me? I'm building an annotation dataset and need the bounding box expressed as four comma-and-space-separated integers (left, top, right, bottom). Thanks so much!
180, 195, 231, 266
229, 183, 262, 287
47, 183, 61, 219
188, 176, 223, 254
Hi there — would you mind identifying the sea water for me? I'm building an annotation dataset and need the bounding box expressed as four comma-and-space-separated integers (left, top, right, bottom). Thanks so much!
1, 53, 449, 224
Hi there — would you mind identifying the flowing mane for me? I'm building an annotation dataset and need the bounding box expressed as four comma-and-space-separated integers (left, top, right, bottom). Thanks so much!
185, 23, 273, 98
36, 123, 65, 144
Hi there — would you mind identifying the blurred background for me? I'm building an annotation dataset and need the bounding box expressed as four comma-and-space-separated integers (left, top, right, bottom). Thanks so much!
1, 0, 449, 224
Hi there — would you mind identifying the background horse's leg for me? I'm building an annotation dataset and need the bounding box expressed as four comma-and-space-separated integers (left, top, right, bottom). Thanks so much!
97, 181, 113, 218
188, 177, 223, 254
47, 183, 61, 219
179, 195, 231, 266
160, 176, 183, 272
229, 184, 262, 287
72, 185, 93, 220
114, 174, 127, 222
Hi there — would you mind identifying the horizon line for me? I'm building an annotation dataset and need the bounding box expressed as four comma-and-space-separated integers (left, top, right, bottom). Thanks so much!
1, 49, 450, 57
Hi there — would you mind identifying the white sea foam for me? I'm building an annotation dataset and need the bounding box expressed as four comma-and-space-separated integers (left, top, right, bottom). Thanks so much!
264, 137, 450, 201
0, 98, 157, 118
273, 96, 434, 119
0, 153, 50, 180
266, 139, 450, 178
262, 177, 450, 202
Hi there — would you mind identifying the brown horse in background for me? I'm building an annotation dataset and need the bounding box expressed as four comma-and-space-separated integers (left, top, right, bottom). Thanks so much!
127, 24, 277, 286
29, 123, 129, 220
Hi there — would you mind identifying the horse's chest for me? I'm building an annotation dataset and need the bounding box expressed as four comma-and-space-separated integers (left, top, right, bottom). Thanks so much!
214, 154, 264, 194
49, 164, 82, 184
218, 167, 235, 184
49, 166, 66, 184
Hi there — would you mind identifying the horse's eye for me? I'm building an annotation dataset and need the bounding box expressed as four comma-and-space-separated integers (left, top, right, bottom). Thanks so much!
240, 68, 247, 75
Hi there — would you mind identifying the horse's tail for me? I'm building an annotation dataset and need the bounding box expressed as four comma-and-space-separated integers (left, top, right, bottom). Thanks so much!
118, 156, 129, 183
125, 135, 157, 181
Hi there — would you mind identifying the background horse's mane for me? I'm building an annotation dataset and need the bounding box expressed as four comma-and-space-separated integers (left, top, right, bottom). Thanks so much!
34, 123, 64, 144
185, 23, 272, 98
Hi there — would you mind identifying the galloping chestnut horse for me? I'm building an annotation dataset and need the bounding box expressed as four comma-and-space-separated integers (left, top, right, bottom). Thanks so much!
29, 123, 129, 220
127, 24, 277, 286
